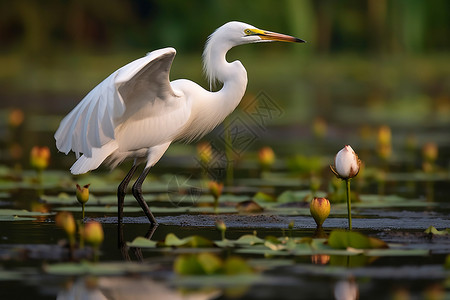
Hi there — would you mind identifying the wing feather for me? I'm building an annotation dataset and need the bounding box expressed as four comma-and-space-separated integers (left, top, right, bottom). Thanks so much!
55, 47, 178, 158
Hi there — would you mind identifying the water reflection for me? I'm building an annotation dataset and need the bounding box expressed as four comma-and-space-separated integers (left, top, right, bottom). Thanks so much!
334, 277, 359, 300
118, 223, 157, 261
57, 276, 219, 300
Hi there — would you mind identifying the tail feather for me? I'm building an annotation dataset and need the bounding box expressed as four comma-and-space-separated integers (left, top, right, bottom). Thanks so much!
70, 141, 118, 175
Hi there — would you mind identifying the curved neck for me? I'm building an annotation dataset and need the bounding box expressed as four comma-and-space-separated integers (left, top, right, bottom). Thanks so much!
179, 43, 248, 142
205, 42, 248, 108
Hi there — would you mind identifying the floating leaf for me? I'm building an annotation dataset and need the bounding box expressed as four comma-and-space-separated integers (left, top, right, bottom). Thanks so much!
424, 226, 449, 236
174, 254, 205, 275
174, 253, 222, 275
163, 233, 214, 248
44, 261, 155, 276
328, 231, 388, 250
0, 209, 52, 217
236, 200, 264, 213
223, 256, 253, 275
127, 237, 158, 248
53, 206, 141, 213
364, 248, 429, 257
234, 234, 265, 246
252, 192, 276, 203
197, 252, 223, 274
174, 253, 253, 276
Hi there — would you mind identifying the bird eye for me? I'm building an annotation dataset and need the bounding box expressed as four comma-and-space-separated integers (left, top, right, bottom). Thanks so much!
244, 29, 253, 35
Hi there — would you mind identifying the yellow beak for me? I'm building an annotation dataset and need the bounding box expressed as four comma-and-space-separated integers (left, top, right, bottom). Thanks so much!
252, 29, 305, 43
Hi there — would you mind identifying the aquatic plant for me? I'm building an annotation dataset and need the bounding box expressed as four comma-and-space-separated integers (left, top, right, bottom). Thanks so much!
55, 211, 76, 250
76, 184, 90, 220
215, 220, 227, 241
422, 142, 438, 173
310, 197, 330, 228
330, 145, 361, 230
30, 146, 50, 182
208, 180, 224, 211
258, 146, 275, 172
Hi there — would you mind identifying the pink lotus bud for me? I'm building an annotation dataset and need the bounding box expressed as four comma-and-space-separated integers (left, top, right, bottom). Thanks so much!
310, 197, 330, 227
331, 145, 361, 179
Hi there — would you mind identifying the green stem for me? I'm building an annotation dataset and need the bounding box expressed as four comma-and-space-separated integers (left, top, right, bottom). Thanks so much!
82, 203, 85, 220
345, 179, 352, 230
213, 196, 218, 213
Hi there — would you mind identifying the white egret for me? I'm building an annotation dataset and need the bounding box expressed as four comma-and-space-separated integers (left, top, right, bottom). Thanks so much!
55, 21, 304, 225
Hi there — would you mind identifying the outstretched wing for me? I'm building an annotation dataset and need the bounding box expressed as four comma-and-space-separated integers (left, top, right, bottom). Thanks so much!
55, 47, 179, 158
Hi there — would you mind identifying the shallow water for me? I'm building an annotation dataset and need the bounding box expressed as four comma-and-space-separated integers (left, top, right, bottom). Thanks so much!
1, 98, 450, 299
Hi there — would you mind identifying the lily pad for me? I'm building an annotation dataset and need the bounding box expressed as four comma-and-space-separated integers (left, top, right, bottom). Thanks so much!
0, 208, 52, 217
53, 206, 142, 213
174, 253, 253, 275
44, 261, 156, 276
126, 237, 158, 248
162, 233, 215, 248
424, 226, 449, 236
328, 231, 388, 250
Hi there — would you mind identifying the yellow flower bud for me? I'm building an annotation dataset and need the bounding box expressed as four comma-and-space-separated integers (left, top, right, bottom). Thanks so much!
76, 184, 90, 205
377, 125, 391, 147
258, 147, 275, 170
208, 181, 224, 199
8, 109, 24, 128
197, 142, 212, 165
215, 220, 226, 232
30, 146, 51, 171
310, 197, 330, 227
422, 142, 438, 163
83, 221, 104, 248
312, 117, 327, 139
55, 211, 76, 237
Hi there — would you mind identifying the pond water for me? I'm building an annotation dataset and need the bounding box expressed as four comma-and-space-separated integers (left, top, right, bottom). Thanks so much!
1, 118, 449, 300
1, 78, 450, 300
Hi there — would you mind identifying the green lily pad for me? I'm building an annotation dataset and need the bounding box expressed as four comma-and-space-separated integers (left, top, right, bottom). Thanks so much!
127, 237, 158, 248
174, 253, 253, 275
0, 215, 38, 221
0, 208, 52, 217
353, 194, 437, 208
234, 234, 265, 246
424, 226, 449, 235
364, 248, 429, 257
236, 200, 264, 213
328, 231, 388, 250
253, 192, 276, 203
53, 206, 142, 213
44, 261, 155, 276
163, 233, 215, 248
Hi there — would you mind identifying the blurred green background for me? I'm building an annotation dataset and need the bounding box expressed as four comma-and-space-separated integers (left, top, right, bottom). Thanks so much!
0, 0, 449, 168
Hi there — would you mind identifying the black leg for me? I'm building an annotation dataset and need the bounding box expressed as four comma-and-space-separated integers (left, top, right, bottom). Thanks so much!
118, 164, 138, 225
132, 167, 158, 225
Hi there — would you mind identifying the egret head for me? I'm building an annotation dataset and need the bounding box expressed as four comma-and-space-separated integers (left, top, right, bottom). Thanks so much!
203, 21, 305, 88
